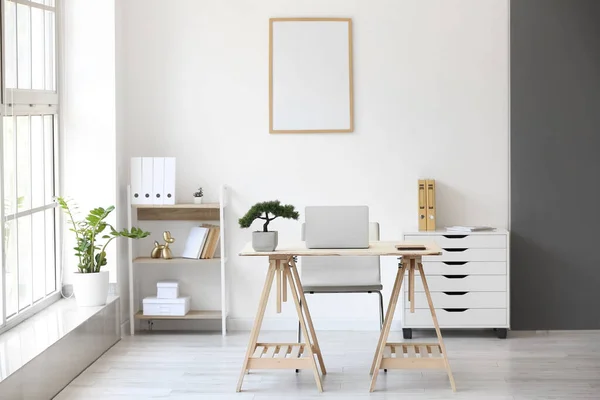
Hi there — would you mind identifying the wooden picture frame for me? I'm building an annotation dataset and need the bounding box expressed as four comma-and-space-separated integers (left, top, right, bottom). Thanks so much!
269, 18, 354, 134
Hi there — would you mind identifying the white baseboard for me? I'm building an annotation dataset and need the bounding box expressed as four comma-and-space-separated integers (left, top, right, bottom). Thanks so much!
227, 318, 404, 331
121, 318, 222, 333
121, 318, 404, 334
139, 319, 222, 331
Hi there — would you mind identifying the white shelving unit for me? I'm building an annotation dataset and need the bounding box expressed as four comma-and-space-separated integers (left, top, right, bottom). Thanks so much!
127, 185, 230, 336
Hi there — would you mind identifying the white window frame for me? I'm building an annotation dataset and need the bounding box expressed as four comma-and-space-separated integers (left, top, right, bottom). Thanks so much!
0, 0, 61, 334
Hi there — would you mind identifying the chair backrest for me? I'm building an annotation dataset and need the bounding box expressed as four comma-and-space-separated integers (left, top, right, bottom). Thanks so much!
300, 222, 381, 287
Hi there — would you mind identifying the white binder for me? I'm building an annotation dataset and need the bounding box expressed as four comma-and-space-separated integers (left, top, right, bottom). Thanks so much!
152, 157, 165, 205
141, 157, 154, 205
163, 157, 176, 205
130, 157, 142, 205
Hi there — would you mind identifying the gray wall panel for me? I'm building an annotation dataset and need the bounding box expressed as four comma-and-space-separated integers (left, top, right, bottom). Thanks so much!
511, 0, 600, 329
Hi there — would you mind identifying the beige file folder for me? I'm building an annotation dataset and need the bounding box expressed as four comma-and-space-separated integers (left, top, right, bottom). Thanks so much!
426, 179, 436, 231
418, 179, 427, 231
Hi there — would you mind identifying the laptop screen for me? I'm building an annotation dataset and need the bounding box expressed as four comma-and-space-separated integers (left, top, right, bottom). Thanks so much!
304, 206, 369, 249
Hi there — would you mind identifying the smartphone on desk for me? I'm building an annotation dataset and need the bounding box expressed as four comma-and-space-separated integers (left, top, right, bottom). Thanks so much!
395, 244, 426, 251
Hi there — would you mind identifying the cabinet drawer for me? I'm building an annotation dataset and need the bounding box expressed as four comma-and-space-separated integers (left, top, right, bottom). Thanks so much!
405, 234, 506, 249
403, 308, 507, 327
422, 248, 506, 262
404, 291, 507, 309
414, 261, 506, 275
409, 275, 506, 292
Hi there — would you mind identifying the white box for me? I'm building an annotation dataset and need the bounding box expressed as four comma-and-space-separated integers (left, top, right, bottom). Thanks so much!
143, 296, 190, 316
156, 280, 179, 299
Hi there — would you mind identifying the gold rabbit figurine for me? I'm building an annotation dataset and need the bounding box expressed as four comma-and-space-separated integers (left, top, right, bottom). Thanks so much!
149, 231, 175, 259
161, 231, 175, 259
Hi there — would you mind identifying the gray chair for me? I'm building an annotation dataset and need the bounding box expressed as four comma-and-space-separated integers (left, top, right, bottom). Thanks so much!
298, 222, 384, 343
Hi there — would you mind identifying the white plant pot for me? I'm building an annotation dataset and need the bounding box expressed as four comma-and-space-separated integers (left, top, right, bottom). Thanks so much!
73, 271, 109, 307
193, 197, 203, 204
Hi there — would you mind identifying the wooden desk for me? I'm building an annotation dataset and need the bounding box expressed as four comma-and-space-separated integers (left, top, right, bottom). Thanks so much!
237, 241, 456, 393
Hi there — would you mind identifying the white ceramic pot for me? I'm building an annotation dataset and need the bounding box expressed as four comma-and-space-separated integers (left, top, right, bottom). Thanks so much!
193, 197, 203, 204
73, 270, 109, 307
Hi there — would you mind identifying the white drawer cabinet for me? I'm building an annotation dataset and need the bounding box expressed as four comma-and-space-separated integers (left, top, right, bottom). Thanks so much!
403, 308, 507, 328
405, 234, 507, 249
422, 248, 506, 262
414, 261, 507, 275
410, 275, 507, 292
404, 292, 507, 309
402, 229, 510, 339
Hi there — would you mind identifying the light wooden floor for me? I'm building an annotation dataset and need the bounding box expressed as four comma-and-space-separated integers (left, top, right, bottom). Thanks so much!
54, 330, 600, 400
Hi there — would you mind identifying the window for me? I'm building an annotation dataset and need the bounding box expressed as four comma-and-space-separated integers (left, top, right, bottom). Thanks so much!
1, 0, 59, 331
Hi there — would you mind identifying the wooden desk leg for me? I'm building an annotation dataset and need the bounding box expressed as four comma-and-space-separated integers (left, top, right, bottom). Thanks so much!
236, 260, 277, 392
417, 262, 456, 392
369, 259, 407, 375
284, 264, 323, 392
281, 260, 287, 303
276, 260, 282, 313
289, 257, 327, 376
369, 257, 409, 392
409, 258, 415, 313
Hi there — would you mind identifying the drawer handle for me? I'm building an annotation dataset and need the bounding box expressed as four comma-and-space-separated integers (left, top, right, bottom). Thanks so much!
443, 291, 468, 296
443, 248, 468, 252
442, 275, 468, 279
443, 261, 467, 266
442, 235, 468, 239
443, 308, 468, 312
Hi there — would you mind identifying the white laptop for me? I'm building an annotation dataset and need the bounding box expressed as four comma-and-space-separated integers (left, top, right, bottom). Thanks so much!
304, 206, 369, 249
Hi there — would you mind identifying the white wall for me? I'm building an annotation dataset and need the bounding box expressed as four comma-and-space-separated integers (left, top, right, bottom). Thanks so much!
61, 0, 117, 284
116, 0, 509, 330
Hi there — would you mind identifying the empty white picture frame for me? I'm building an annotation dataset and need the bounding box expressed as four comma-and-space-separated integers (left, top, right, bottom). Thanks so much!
269, 18, 354, 133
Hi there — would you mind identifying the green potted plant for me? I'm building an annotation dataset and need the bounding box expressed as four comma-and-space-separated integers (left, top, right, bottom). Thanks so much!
56, 197, 150, 307
239, 200, 299, 251
193, 186, 204, 204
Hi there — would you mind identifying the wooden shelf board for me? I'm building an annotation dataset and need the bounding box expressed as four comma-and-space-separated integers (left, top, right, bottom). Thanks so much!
135, 204, 220, 221
135, 310, 222, 320
133, 257, 221, 264
133, 203, 220, 209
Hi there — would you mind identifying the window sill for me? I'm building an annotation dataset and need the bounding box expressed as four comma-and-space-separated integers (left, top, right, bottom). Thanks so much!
0, 292, 62, 336
0, 295, 119, 383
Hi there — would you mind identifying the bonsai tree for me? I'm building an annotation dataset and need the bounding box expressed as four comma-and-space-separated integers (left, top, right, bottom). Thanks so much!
56, 197, 150, 273
193, 187, 203, 198
239, 200, 299, 232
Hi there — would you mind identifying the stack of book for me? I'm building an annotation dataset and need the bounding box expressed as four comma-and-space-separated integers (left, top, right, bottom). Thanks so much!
182, 225, 220, 259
